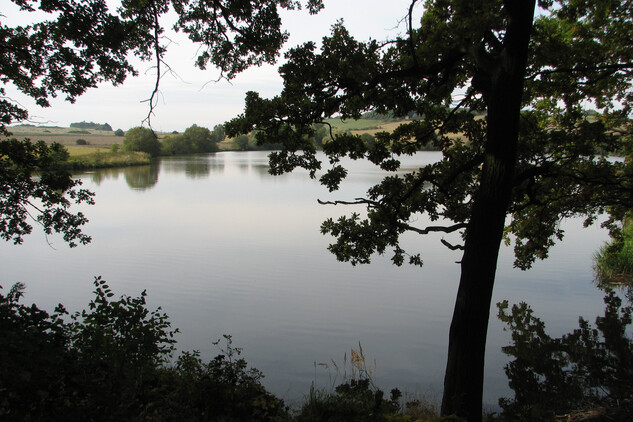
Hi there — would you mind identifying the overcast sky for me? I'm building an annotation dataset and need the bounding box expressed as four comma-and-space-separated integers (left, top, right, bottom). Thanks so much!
3, 0, 421, 132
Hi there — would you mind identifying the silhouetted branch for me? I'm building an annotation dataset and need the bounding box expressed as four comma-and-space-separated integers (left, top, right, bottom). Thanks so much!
398, 222, 467, 235
141, 4, 162, 127
317, 198, 375, 206
441, 238, 464, 250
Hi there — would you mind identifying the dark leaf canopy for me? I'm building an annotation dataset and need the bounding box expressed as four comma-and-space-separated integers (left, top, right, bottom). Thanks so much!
0, 138, 93, 246
227, 0, 633, 269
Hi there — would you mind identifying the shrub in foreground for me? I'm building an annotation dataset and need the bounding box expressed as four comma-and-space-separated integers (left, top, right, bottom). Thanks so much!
0, 278, 288, 421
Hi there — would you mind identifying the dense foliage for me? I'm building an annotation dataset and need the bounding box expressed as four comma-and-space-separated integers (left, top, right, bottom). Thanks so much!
0, 279, 289, 421
70, 121, 113, 131
497, 291, 633, 421
0, 138, 93, 246
161, 124, 225, 155
1, 0, 323, 245
123, 126, 161, 157
227, 1, 633, 419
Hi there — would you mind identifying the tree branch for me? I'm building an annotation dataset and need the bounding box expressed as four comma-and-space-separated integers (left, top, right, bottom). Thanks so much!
317, 198, 375, 206
526, 62, 633, 80
407, 0, 420, 69
398, 222, 467, 235
141, 4, 162, 127
441, 238, 464, 250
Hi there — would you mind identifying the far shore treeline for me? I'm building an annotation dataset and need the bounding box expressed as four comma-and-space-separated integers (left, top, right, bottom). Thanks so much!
2, 113, 440, 171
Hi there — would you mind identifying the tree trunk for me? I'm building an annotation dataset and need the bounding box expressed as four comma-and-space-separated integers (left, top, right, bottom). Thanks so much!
440, 2, 536, 421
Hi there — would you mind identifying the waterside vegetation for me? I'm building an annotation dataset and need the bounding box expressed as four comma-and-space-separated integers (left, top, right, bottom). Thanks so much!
594, 214, 633, 285
2, 277, 631, 421
3, 114, 416, 170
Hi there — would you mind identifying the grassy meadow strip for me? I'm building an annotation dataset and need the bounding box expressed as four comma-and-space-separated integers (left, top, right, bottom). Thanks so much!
64, 146, 151, 170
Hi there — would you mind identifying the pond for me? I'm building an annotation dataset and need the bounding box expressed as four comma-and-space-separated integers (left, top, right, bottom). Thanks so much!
0, 151, 610, 408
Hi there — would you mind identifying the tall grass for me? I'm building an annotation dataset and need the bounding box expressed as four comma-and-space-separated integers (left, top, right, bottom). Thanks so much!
594, 216, 633, 284
65, 148, 151, 170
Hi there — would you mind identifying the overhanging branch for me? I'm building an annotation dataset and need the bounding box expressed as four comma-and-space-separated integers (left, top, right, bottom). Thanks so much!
398, 221, 467, 235
317, 198, 376, 206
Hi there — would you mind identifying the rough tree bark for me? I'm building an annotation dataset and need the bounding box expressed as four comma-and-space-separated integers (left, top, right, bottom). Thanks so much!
441, 2, 536, 420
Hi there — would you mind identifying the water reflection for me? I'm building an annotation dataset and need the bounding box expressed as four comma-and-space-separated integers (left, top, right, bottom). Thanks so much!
162, 154, 224, 177
82, 167, 122, 186
4, 151, 613, 406
123, 163, 160, 190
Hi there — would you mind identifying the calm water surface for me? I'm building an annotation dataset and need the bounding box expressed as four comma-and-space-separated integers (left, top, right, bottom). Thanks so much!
0, 151, 610, 407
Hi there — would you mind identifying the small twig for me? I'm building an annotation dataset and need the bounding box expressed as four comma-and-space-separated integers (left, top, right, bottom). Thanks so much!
441, 238, 464, 250
141, 4, 162, 127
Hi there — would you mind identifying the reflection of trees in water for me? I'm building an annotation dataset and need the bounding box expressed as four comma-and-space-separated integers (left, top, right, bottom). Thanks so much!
184, 160, 212, 178
252, 161, 272, 177
82, 168, 123, 186
81, 153, 281, 188
161, 155, 224, 178
123, 163, 160, 191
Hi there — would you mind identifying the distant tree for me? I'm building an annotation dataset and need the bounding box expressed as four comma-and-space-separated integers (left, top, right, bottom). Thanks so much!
233, 134, 250, 151
360, 133, 375, 150
122, 127, 160, 157
75, 139, 88, 145
160, 133, 194, 155
182, 124, 218, 153
313, 123, 329, 148
114, 129, 124, 137
211, 124, 226, 143
70, 122, 112, 131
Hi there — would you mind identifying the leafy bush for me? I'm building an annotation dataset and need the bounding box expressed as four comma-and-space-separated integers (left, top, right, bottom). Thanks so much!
160, 125, 226, 155
75, 138, 88, 145
122, 126, 160, 157
160, 133, 195, 155
182, 124, 219, 153
497, 292, 633, 421
0, 278, 289, 421
156, 336, 289, 421
114, 129, 124, 136
0, 277, 177, 420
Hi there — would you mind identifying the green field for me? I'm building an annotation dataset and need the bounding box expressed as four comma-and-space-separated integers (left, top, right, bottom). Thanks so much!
4, 125, 152, 169
5, 124, 123, 149
324, 118, 387, 131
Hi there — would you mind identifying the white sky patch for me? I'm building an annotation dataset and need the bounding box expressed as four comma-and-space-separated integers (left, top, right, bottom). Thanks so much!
2, 0, 421, 131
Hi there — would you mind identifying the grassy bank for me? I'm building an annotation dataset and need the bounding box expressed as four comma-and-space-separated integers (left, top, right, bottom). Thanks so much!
594, 215, 633, 284
64, 146, 151, 170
